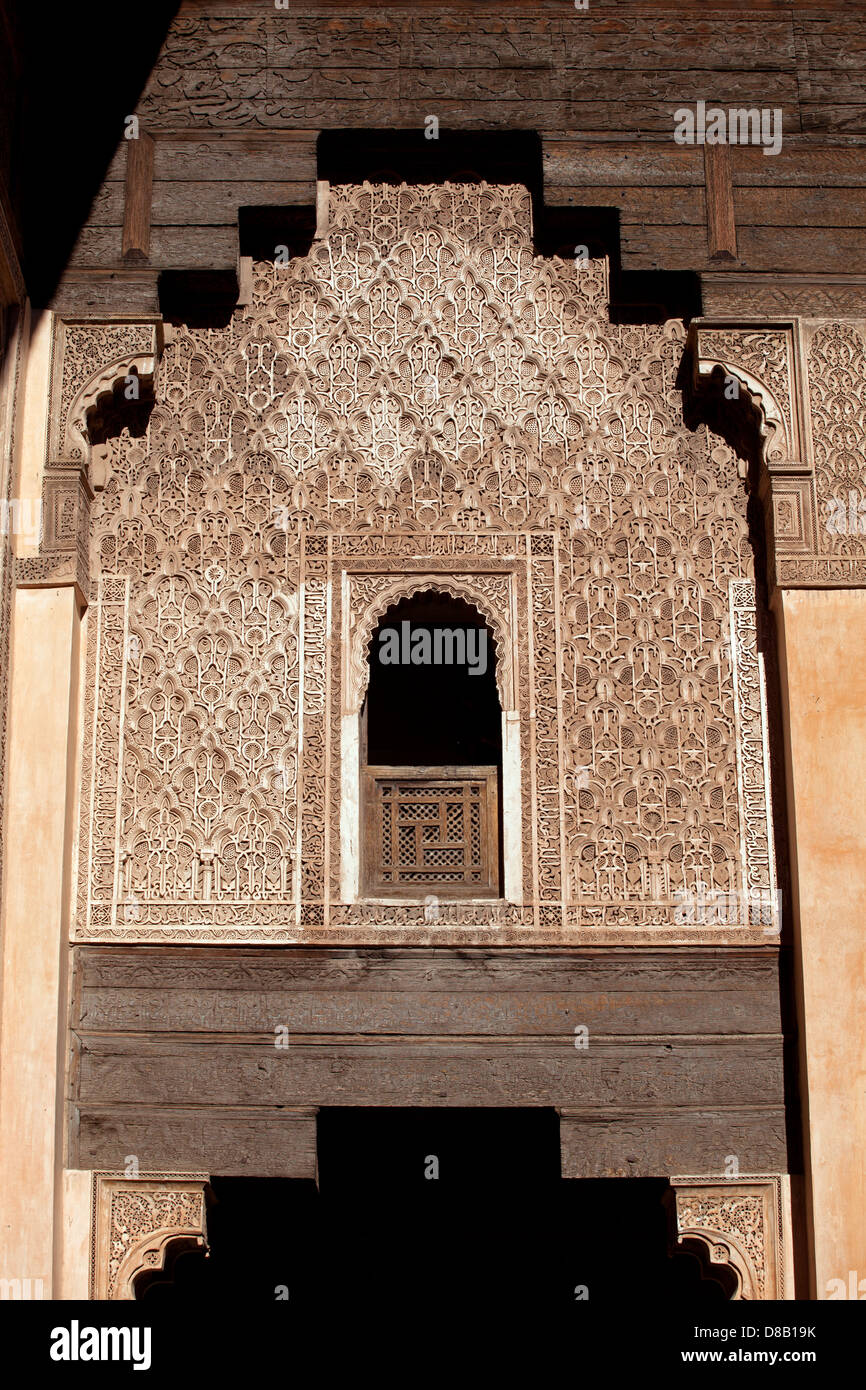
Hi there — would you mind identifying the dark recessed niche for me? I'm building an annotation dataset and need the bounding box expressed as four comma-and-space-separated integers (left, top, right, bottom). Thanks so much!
317, 128, 545, 205
238, 205, 317, 262
135, 1114, 731, 1309
157, 268, 239, 329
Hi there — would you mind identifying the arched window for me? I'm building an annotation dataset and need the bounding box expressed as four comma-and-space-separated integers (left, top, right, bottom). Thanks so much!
361, 591, 502, 898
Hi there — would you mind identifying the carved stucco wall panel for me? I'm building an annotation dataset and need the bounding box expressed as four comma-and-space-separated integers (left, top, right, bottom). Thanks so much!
806, 319, 866, 568
69, 183, 785, 943
692, 315, 866, 588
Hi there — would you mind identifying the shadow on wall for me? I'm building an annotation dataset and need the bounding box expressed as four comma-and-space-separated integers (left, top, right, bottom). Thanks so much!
18, 1, 179, 307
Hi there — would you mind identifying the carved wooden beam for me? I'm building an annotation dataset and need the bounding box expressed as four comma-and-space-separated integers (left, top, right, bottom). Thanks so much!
122, 132, 155, 264
704, 144, 737, 261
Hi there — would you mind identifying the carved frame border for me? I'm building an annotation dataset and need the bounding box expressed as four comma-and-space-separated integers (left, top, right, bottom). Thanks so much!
333, 555, 523, 908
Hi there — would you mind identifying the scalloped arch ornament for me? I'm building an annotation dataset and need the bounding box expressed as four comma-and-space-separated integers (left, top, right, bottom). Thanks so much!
666, 1176, 785, 1301
91, 1173, 209, 1300
347, 572, 513, 713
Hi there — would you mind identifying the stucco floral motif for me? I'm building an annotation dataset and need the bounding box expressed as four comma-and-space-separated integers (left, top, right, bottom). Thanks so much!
76, 183, 773, 939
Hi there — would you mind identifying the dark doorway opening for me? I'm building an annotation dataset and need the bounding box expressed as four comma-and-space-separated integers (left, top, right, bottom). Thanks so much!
364, 590, 501, 769
362, 592, 503, 897
136, 1110, 728, 1310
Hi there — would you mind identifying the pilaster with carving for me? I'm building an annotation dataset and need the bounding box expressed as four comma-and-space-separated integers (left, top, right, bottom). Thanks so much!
691, 314, 866, 591
15, 315, 163, 602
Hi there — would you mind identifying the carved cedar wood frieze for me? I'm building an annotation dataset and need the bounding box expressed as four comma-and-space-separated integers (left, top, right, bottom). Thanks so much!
73, 182, 784, 941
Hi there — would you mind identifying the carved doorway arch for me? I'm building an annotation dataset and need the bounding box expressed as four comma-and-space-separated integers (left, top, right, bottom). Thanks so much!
346, 573, 514, 716
91, 1172, 209, 1300
665, 1176, 785, 1301
339, 571, 523, 904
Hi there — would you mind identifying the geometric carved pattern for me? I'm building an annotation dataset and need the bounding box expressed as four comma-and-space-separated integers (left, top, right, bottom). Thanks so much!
90, 1172, 208, 1300
810, 322, 866, 560
53, 319, 159, 463
693, 316, 866, 588
730, 581, 777, 911
363, 766, 498, 896
666, 1176, 785, 1300
694, 323, 800, 467
773, 319, 866, 586
76, 183, 778, 941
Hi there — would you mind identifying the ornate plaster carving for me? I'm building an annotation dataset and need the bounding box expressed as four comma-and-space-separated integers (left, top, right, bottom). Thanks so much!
666, 1175, 784, 1300
691, 315, 866, 589
807, 321, 866, 566
691, 320, 804, 471
74, 183, 779, 943
52, 319, 162, 464
15, 316, 164, 601
347, 572, 513, 713
90, 1172, 209, 1300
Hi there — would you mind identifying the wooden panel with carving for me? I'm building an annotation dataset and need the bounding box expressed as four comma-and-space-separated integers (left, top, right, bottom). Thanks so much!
363, 766, 499, 899
70, 943, 788, 1177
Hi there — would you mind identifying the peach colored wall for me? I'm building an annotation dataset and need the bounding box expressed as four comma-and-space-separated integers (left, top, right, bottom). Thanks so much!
0, 586, 81, 1296
774, 587, 866, 1298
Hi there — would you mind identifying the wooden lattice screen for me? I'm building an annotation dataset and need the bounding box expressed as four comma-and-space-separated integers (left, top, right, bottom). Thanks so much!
362, 766, 499, 898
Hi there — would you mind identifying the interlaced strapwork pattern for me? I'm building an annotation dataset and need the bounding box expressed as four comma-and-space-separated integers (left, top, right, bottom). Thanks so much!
78, 183, 769, 937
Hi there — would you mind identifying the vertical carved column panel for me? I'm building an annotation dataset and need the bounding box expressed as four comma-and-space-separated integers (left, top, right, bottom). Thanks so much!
530, 534, 563, 923
298, 534, 328, 922
691, 315, 866, 591
806, 320, 866, 578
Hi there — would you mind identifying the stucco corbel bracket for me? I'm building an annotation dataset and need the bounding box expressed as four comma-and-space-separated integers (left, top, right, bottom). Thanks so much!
90, 1171, 209, 1300
688, 318, 817, 582
665, 1174, 784, 1301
